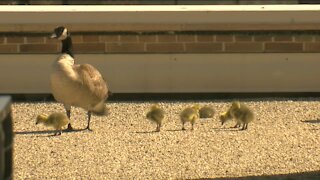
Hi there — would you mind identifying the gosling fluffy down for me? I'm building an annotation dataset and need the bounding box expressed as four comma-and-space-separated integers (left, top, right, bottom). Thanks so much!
180, 105, 200, 130
220, 101, 254, 130
199, 106, 215, 119
36, 112, 69, 135
146, 105, 165, 132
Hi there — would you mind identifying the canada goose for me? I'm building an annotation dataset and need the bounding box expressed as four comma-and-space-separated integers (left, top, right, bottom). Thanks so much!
146, 104, 165, 132
220, 101, 254, 130
36, 112, 69, 135
180, 105, 200, 130
50, 26, 110, 131
199, 106, 215, 119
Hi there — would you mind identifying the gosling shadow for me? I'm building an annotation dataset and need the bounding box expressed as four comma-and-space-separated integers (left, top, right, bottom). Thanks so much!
15, 128, 87, 135
212, 127, 244, 131
166, 129, 185, 132
134, 130, 159, 134
301, 119, 320, 124
310, 128, 320, 131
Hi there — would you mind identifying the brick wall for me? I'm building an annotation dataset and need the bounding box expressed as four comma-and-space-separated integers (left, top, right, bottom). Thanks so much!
1, 32, 320, 54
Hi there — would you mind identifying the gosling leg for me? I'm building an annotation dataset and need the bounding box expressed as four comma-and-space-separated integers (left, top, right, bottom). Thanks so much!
65, 109, 73, 131
233, 122, 240, 128
156, 124, 160, 132
241, 123, 248, 130
244, 123, 248, 130
182, 122, 186, 131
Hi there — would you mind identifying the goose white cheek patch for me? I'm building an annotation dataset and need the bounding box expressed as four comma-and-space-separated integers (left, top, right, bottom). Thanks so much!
58, 28, 68, 40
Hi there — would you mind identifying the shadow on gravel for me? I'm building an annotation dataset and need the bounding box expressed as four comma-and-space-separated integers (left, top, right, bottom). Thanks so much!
15, 128, 87, 135
211, 127, 242, 131
191, 170, 320, 180
302, 119, 320, 124
134, 131, 159, 134
166, 129, 184, 132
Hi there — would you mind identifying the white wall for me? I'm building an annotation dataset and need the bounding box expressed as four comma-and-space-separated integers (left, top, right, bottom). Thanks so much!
0, 5, 320, 29
1, 53, 320, 93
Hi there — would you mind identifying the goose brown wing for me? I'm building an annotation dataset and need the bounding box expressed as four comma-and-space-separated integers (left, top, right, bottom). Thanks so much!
75, 64, 108, 100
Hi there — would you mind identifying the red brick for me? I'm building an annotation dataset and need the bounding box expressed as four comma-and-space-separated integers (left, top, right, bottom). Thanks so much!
225, 43, 263, 52
215, 35, 234, 42
146, 43, 184, 53
26, 36, 45, 43
273, 35, 293, 42
265, 43, 303, 52
0, 44, 18, 53
314, 35, 320, 41
106, 43, 145, 53
139, 35, 157, 42
158, 35, 176, 42
197, 35, 214, 42
294, 35, 314, 42
100, 35, 119, 42
0, 36, 4, 44
7, 36, 24, 43
73, 43, 105, 53
29, 0, 63, 4
44, 35, 82, 43
20, 44, 58, 53
177, 35, 195, 42
304, 43, 320, 52
71, 35, 83, 43
235, 35, 253, 42
185, 43, 222, 53
83, 35, 99, 43
119, 35, 138, 42
45, 37, 59, 44
254, 35, 272, 42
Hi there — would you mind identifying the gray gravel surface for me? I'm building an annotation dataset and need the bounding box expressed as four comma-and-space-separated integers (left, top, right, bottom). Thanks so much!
12, 98, 320, 179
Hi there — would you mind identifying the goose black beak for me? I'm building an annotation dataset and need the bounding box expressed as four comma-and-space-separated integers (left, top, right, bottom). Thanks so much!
50, 33, 57, 39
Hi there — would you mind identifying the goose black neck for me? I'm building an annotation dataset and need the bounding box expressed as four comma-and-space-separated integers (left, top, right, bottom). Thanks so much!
61, 36, 74, 58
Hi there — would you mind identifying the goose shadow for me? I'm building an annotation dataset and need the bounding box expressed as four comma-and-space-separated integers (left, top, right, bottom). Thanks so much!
192, 170, 320, 180
15, 128, 87, 135
301, 119, 320, 124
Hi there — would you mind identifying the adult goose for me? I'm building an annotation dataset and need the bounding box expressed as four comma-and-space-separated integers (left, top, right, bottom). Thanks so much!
50, 26, 110, 131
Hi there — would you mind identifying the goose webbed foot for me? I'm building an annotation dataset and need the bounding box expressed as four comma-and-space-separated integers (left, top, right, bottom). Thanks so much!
86, 126, 93, 131
66, 123, 74, 131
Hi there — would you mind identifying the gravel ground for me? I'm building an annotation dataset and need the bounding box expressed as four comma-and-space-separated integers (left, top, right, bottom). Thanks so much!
12, 98, 320, 179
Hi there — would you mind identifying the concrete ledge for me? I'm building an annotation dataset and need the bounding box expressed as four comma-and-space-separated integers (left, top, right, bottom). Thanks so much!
0, 5, 320, 32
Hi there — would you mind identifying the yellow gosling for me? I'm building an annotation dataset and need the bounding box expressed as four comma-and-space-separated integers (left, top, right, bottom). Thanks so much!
146, 104, 165, 132
180, 105, 200, 131
220, 101, 254, 130
36, 112, 69, 135
199, 106, 215, 119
